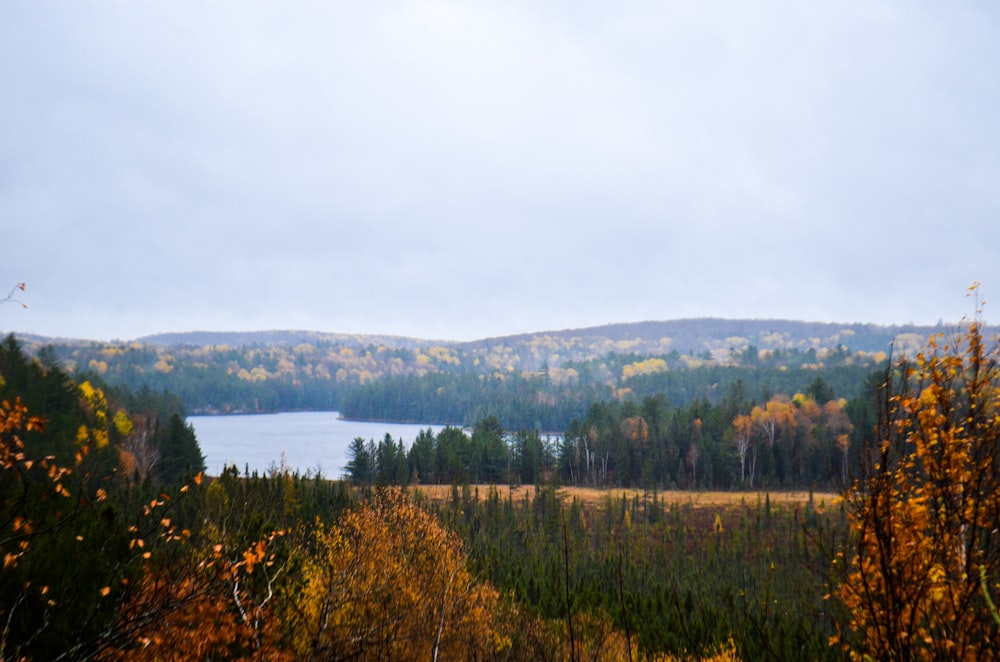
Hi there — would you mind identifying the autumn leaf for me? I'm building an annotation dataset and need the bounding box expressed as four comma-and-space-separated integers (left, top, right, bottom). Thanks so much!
837, 299, 1000, 658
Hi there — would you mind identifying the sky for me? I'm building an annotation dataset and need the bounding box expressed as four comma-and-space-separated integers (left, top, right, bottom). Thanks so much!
3, 2, 999, 343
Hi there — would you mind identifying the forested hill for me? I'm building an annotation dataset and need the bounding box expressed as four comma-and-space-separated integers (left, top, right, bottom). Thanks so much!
133, 318, 945, 365
449, 318, 943, 367
9, 317, 951, 424
137, 329, 431, 351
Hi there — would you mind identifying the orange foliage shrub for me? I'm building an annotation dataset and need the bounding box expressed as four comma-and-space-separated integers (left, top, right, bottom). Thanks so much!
837, 296, 1000, 660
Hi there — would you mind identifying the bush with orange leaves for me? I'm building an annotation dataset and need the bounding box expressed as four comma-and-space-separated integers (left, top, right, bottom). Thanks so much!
97, 519, 292, 661
836, 290, 1000, 660
1, 397, 50, 566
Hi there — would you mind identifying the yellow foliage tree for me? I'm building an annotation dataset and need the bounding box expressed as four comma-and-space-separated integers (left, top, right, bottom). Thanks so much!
288, 488, 503, 660
750, 396, 797, 449
837, 295, 1000, 659
621, 358, 667, 380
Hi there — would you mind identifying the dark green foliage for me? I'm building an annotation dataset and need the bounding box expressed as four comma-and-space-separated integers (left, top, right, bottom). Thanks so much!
154, 413, 205, 485
339, 359, 879, 435
473, 416, 507, 484
344, 434, 411, 487
374, 433, 408, 486
512, 429, 547, 484
200, 463, 356, 536
0, 338, 133, 658
407, 427, 436, 483
344, 436, 374, 485
340, 370, 606, 431
343, 374, 885, 491
436, 486, 848, 661
1, 336, 84, 461
434, 426, 473, 484
0, 501, 137, 660
0, 336, 214, 659
349, 418, 555, 489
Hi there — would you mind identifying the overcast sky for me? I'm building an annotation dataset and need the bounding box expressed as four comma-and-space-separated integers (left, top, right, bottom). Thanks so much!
3, 2, 999, 342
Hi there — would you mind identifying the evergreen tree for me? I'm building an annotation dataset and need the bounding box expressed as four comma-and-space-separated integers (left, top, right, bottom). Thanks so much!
407, 427, 436, 483
473, 416, 507, 483
155, 413, 205, 485
344, 436, 373, 485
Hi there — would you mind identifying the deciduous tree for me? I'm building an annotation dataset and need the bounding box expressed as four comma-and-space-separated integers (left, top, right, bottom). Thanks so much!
751, 396, 796, 449
289, 488, 503, 660
732, 414, 755, 486
837, 293, 1000, 659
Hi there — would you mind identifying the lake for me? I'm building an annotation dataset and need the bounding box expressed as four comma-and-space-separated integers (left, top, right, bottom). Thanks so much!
188, 411, 443, 478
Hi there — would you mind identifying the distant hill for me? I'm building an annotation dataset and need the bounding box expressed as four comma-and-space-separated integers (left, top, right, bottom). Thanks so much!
138, 329, 431, 351
6, 317, 961, 419
126, 318, 949, 368
453, 318, 946, 361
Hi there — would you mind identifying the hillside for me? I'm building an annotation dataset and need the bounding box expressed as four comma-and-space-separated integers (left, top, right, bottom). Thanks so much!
450, 318, 944, 368
6, 317, 951, 422
132, 317, 946, 366
137, 329, 432, 351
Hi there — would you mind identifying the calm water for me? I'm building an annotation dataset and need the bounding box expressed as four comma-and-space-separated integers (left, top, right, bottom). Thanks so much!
188, 412, 443, 478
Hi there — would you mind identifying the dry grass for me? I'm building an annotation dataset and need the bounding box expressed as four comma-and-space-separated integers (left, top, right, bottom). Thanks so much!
410, 484, 838, 509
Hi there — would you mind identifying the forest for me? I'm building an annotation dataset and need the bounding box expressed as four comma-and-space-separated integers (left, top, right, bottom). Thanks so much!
341, 376, 863, 492
3, 308, 1000, 659
15, 318, 920, 426
8, 321, 898, 462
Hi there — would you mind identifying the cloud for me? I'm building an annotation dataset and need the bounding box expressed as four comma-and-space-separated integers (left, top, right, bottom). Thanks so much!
3, 2, 999, 341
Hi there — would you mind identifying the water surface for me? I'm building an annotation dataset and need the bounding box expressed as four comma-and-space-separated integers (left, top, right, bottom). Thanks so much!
188, 411, 442, 478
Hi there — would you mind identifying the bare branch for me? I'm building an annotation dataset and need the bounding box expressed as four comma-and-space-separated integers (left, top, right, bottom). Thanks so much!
1, 282, 27, 309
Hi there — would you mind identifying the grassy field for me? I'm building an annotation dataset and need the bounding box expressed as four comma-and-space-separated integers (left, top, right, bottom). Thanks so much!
411, 483, 838, 508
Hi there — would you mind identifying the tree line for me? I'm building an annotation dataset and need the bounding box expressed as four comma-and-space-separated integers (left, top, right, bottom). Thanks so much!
342, 374, 873, 491
338, 361, 880, 432
23, 329, 886, 424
